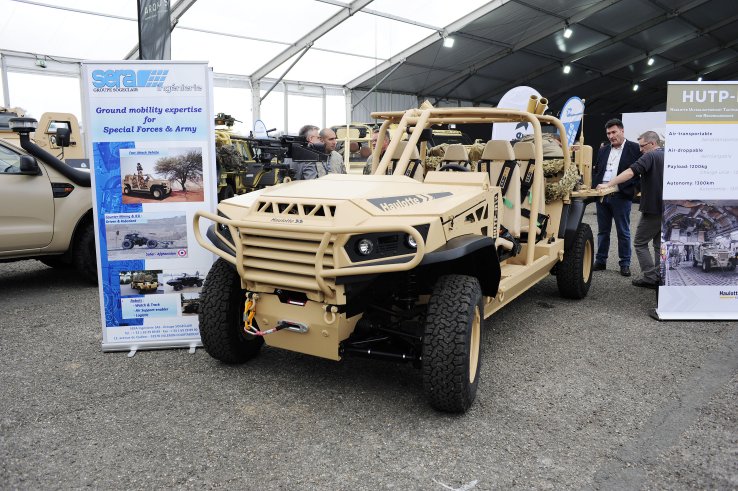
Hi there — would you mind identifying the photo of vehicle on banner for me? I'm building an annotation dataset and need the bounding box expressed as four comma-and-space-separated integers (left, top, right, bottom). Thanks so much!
81, 60, 217, 352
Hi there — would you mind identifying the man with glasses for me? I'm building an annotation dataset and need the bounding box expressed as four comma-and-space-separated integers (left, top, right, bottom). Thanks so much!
597, 131, 664, 289
592, 118, 642, 277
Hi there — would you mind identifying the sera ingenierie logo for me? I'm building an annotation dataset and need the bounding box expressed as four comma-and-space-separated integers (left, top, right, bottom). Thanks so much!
91, 69, 169, 92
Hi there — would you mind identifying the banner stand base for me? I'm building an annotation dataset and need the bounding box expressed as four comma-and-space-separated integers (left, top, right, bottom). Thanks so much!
127, 346, 138, 358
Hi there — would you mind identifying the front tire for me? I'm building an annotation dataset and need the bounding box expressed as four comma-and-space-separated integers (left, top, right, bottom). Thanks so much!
422, 274, 483, 413
556, 222, 594, 299
123, 184, 131, 195
703, 259, 711, 272
72, 222, 97, 284
152, 187, 163, 199
199, 259, 263, 363
122, 239, 134, 249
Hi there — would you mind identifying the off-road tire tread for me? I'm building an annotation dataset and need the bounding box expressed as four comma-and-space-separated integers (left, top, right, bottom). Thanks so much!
422, 274, 483, 413
199, 258, 263, 364
557, 222, 593, 299
72, 222, 98, 284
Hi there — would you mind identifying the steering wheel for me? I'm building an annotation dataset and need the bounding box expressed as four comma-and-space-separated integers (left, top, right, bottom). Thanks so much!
437, 163, 470, 172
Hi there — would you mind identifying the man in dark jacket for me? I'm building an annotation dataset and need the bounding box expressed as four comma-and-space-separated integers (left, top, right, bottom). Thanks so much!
592, 118, 641, 276
597, 131, 664, 289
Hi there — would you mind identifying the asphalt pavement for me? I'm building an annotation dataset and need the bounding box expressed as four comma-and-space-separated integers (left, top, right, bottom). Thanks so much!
1, 209, 736, 490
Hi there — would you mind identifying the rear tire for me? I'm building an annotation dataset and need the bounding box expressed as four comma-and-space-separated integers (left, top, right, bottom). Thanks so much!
122, 239, 133, 249
557, 222, 593, 299
422, 274, 483, 413
199, 258, 263, 364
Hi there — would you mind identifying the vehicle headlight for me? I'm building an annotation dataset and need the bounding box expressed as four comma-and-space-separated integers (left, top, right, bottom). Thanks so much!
406, 234, 417, 249
356, 238, 375, 256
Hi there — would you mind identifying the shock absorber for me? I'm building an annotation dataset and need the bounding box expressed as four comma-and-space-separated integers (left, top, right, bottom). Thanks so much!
396, 272, 418, 311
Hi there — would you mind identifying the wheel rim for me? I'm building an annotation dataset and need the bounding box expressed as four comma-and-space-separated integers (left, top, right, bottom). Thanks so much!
583, 237, 593, 281
469, 306, 481, 384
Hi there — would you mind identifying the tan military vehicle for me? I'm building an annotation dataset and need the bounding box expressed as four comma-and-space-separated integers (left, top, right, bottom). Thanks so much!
122, 173, 172, 199
194, 105, 600, 413
1, 107, 86, 162
0, 115, 96, 282
694, 242, 736, 272
130, 271, 159, 293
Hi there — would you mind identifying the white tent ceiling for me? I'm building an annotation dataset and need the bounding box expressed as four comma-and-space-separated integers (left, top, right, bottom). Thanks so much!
2, 0, 738, 126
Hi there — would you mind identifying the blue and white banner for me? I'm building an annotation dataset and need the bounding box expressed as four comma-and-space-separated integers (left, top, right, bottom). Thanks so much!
81, 61, 217, 351
559, 96, 584, 147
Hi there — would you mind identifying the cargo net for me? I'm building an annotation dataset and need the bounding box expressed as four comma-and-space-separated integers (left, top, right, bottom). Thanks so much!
425, 139, 583, 203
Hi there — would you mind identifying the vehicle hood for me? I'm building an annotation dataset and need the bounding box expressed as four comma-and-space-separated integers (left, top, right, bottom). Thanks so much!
224, 174, 488, 218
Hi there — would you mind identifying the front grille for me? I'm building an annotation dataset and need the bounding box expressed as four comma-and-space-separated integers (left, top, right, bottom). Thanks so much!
254, 200, 337, 218
238, 228, 335, 293
718, 252, 728, 261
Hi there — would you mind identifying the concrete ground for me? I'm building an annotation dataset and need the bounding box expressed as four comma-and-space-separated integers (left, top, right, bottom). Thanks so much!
1, 209, 736, 490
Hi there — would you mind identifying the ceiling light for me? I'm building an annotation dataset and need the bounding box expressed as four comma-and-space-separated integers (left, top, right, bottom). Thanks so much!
563, 26, 573, 39
632, 83, 639, 91
563, 65, 571, 74
443, 36, 455, 48
647, 57, 655, 66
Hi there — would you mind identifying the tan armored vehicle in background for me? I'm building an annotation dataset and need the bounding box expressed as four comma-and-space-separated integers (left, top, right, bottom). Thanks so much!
0, 113, 96, 282
130, 271, 159, 293
694, 242, 736, 272
194, 105, 599, 413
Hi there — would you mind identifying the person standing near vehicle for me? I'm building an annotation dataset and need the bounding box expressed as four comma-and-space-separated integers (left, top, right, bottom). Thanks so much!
592, 118, 641, 277
597, 131, 664, 289
296, 124, 330, 178
363, 128, 390, 175
320, 128, 346, 174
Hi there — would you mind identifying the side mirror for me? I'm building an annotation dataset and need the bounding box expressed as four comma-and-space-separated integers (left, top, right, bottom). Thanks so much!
19, 155, 41, 175
55, 127, 71, 147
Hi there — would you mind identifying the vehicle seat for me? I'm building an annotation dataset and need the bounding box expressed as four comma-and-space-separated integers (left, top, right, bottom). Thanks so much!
440, 144, 471, 170
386, 140, 424, 181
479, 140, 521, 239
513, 141, 545, 237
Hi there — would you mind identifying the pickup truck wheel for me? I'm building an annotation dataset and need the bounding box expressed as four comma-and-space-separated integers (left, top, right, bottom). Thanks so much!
152, 187, 163, 199
199, 258, 263, 364
73, 222, 98, 284
556, 222, 593, 299
422, 274, 483, 413
122, 239, 134, 249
